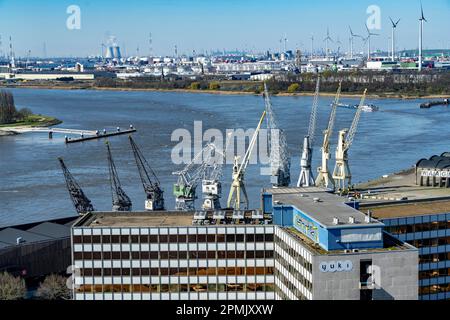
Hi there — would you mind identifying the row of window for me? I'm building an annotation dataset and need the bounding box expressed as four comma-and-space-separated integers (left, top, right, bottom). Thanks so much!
419, 268, 450, 279
76, 283, 275, 293
274, 251, 313, 291
420, 252, 450, 264
274, 235, 312, 272
419, 283, 450, 295
73, 234, 274, 244
385, 221, 450, 235
410, 237, 450, 248
275, 272, 309, 300
74, 250, 274, 260
80, 267, 274, 277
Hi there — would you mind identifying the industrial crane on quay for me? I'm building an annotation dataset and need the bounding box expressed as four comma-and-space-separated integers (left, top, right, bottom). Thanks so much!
298, 76, 321, 187
201, 133, 231, 210
333, 89, 367, 192
173, 143, 218, 211
315, 81, 342, 189
227, 111, 266, 210
106, 141, 132, 211
58, 157, 94, 215
129, 136, 164, 211
264, 83, 291, 187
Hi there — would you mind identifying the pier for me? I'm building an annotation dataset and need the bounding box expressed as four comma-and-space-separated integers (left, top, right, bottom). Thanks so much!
65, 128, 137, 144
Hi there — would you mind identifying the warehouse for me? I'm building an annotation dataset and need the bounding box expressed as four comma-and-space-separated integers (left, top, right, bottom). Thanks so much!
416, 153, 450, 188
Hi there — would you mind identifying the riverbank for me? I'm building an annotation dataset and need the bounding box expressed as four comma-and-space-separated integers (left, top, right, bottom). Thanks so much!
2, 83, 449, 100
0, 114, 62, 135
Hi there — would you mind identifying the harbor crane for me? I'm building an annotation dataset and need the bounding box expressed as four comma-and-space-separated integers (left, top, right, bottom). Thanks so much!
129, 136, 164, 211
201, 133, 232, 210
332, 89, 367, 192
315, 81, 342, 189
264, 83, 291, 187
227, 111, 266, 210
297, 76, 321, 187
106, 141, 132, 211
173, 143, 217, 211
58, 157, 94, 215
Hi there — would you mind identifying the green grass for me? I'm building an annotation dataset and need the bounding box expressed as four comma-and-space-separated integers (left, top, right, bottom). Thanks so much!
0, 114, 62, 128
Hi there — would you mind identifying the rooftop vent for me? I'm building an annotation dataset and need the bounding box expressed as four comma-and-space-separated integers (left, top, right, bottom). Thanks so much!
348, 216, 355, 224
333, 217, 339, 225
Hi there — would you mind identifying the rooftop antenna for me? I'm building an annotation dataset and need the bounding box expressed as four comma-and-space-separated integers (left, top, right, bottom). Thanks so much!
310, 35, 314, 59
174, 45, 178, 58
363, 24, 379, 61
389, 17, 401, 62
323, 27, 333, 59
148, 32, 153, 57
418, 2, 427, 71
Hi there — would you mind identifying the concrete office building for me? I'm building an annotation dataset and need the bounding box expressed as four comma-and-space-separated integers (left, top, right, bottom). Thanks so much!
71, 188, 418, 300
265, 188, 418, 300
71, 211, 275, 300
356, 160, 450, 300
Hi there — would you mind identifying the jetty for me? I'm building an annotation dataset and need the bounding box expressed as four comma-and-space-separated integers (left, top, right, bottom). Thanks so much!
420, 98, 450, 109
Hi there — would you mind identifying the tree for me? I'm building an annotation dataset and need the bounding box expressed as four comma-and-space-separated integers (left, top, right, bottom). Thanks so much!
16, 108, 33, 121
190, 82, 201, 90
209, 82, 220, 90
0, 90, 17, 124
0, 272, 26, 300
287, 83, 300, 93
36, 274, 71, 300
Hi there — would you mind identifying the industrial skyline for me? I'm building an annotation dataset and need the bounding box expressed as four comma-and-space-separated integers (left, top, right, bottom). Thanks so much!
0, 0, 449, 57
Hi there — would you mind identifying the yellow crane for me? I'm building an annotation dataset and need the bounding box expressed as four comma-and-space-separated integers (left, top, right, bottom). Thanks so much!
227, 111, 266, 210
315, 81, 342, 189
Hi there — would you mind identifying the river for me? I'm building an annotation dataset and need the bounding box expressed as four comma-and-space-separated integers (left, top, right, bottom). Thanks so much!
1, 88, 449, 227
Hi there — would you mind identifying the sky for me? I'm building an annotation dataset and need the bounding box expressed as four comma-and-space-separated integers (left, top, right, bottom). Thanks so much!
0, 0, 449, 57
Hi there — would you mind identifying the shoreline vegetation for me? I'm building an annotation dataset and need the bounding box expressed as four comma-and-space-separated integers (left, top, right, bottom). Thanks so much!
0, 90, 62, 135
1, 70, 450, 100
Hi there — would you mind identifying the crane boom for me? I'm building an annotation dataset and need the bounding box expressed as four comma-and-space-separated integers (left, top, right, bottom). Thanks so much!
308, 76, 321, 145
106, 141, 132, 212
227, 111, 266, 210
344, 89, 367, 151
129, 136, 164, 211
264, 83, 291, 187
58, 157, 94, 215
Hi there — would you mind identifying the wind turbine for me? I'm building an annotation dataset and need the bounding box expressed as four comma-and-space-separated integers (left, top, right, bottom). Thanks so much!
389, 17, 401, 62
323, 27, 333, 59
363, 24, 379, 61
349, 26, 362, 59
418, 3, 427, 72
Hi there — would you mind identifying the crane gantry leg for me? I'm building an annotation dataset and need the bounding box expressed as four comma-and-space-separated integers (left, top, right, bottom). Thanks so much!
297, 136, 315, 187
332, 129, 352, 192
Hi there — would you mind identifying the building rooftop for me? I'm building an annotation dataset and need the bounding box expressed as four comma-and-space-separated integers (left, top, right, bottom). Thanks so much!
74, 210, 272, 228
356, 168, 450, 204
268, 188, 383, 229
27, 222, 71, 239
283, 227, 416, 255
356, 166, 450, 219
0, 228, 52, 245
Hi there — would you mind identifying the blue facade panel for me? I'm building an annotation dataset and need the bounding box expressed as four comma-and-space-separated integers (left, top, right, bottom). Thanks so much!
262, 193, 273, 214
